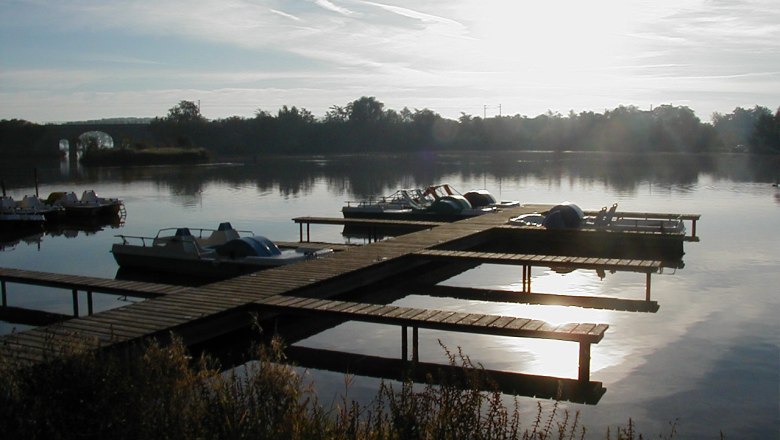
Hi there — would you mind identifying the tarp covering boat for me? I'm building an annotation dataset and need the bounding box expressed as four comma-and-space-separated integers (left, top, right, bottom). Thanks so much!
541, 203, 584, 229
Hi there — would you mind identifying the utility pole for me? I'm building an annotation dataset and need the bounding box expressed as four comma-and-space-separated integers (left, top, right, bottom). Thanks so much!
483, 104, 502, 118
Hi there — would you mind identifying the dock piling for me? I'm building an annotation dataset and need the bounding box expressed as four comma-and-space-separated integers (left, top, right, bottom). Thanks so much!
578, 342, 591, 382
401, 325, 408, 361
412, 326, 419, 363
646, 273, 652, 301
72, 289, 79, 317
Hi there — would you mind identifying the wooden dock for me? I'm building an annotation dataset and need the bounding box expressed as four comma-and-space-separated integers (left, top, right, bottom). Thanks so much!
0, 204, 698, 389
293, 216, 443, 242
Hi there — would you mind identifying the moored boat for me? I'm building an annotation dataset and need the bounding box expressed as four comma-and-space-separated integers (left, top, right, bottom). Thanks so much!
342, 183, 518, 222
0, 196, 46, 230
111, 222, 333, 279
509, 202, 687, 234
46, 190, 123, 218
17, 195, 66, 222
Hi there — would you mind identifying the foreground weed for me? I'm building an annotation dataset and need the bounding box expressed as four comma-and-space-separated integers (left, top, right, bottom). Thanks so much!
0, 334, 699, 439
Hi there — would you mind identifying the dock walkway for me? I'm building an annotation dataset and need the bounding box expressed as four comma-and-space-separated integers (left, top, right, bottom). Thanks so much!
0, 204, 696, 383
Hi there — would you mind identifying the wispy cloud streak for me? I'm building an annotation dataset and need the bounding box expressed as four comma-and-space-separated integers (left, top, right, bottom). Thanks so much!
0, 0, 778, 121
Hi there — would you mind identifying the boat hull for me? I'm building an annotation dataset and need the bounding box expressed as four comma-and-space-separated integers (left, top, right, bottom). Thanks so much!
62, 203, 122, 218
342, 208, 492, 223
491, 226, 686, 263
111, 243, 329, 280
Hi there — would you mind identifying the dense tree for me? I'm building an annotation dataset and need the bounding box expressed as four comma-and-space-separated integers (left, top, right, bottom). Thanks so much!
4, 100, 780, 158
0, 119, 48, 156
751, 107, 780, 153
324, 105, 348, 123
150, 100, 207, 148
346, 97, 385, 125
712, 106, 772, 151
651, 105, 710, 152
165, 100, 206, 124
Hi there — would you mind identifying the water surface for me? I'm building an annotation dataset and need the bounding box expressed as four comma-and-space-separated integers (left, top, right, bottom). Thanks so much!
1, 152, 777, 438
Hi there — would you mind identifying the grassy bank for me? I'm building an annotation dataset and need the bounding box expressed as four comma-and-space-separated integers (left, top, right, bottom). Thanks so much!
0, 335, 687, 439
80, 147, 211, 166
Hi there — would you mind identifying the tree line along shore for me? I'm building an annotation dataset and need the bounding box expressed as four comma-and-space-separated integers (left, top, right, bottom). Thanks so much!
1, 97, 778, 163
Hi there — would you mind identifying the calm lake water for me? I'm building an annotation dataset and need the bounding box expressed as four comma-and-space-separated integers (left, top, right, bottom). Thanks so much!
1, 152, 778, 438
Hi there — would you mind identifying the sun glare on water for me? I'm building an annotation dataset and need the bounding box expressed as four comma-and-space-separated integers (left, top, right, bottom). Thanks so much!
402, 264, 626, 379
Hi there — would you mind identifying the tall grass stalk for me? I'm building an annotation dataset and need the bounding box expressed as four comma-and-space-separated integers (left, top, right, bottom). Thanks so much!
0, 334, 680, 439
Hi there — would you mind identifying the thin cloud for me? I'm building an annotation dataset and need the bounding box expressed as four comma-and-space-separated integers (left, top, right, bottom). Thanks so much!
361, 1, 463, 27
1, 0, 779, 122
313, 0, 356, 16
270, 9, 302, 21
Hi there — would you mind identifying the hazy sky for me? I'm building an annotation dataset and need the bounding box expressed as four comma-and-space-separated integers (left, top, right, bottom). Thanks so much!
1, 0, 779, 123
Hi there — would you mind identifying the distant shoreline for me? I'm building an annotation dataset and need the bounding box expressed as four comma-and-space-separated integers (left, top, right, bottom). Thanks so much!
79, 147, 211, 166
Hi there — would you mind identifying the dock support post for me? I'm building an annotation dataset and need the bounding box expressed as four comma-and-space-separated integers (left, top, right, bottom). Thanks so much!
578, 342, 591, 382
646, 273, 652, 301
521, 265, 532, 293
412, 326, 419, 363
691, 219, 697, 238
401, 326, 408, 361
298, 222, 312, 242
528, 266, 531, 293
87, 291, 94, 315
1, 280, 6, 307
72, 289, 79, 317
521, 266, 525, 292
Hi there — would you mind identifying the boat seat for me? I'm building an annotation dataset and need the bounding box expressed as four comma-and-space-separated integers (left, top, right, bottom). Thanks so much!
20, 195, 46, 210
595, 203, 618, 227
198, 223, 241, 248
199, 229, 240, 248
166, 229, 214, 256
0, 196, 16, 211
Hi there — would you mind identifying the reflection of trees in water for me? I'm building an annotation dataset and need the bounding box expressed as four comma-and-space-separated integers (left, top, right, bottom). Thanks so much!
128, 152, 780, 198
4, 152, 774, 202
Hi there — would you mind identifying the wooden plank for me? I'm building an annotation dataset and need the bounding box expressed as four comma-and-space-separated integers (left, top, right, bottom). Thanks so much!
455, 313, 484, 326
520, 320, 545, 332
397, 307, 426, 320
410, 250, 662, 270
536, 322, 559, 334
473, 314, 501, 327
383, 307, 413, 319
353, 304, 385, 315
53, 320, 139, 341
370, 305, 400, 318
570, 323, 597, 335
503, 318, 532, 331
85, 314, 174, 333
555, 323, 579, 333
327, 301, 359, 313
340, 302, 376, 314
488, 315, 516, 329
439, 311, 469, 325
421, 310, 455, 322
307, 299, 335, 311
588, 324, 609, 337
